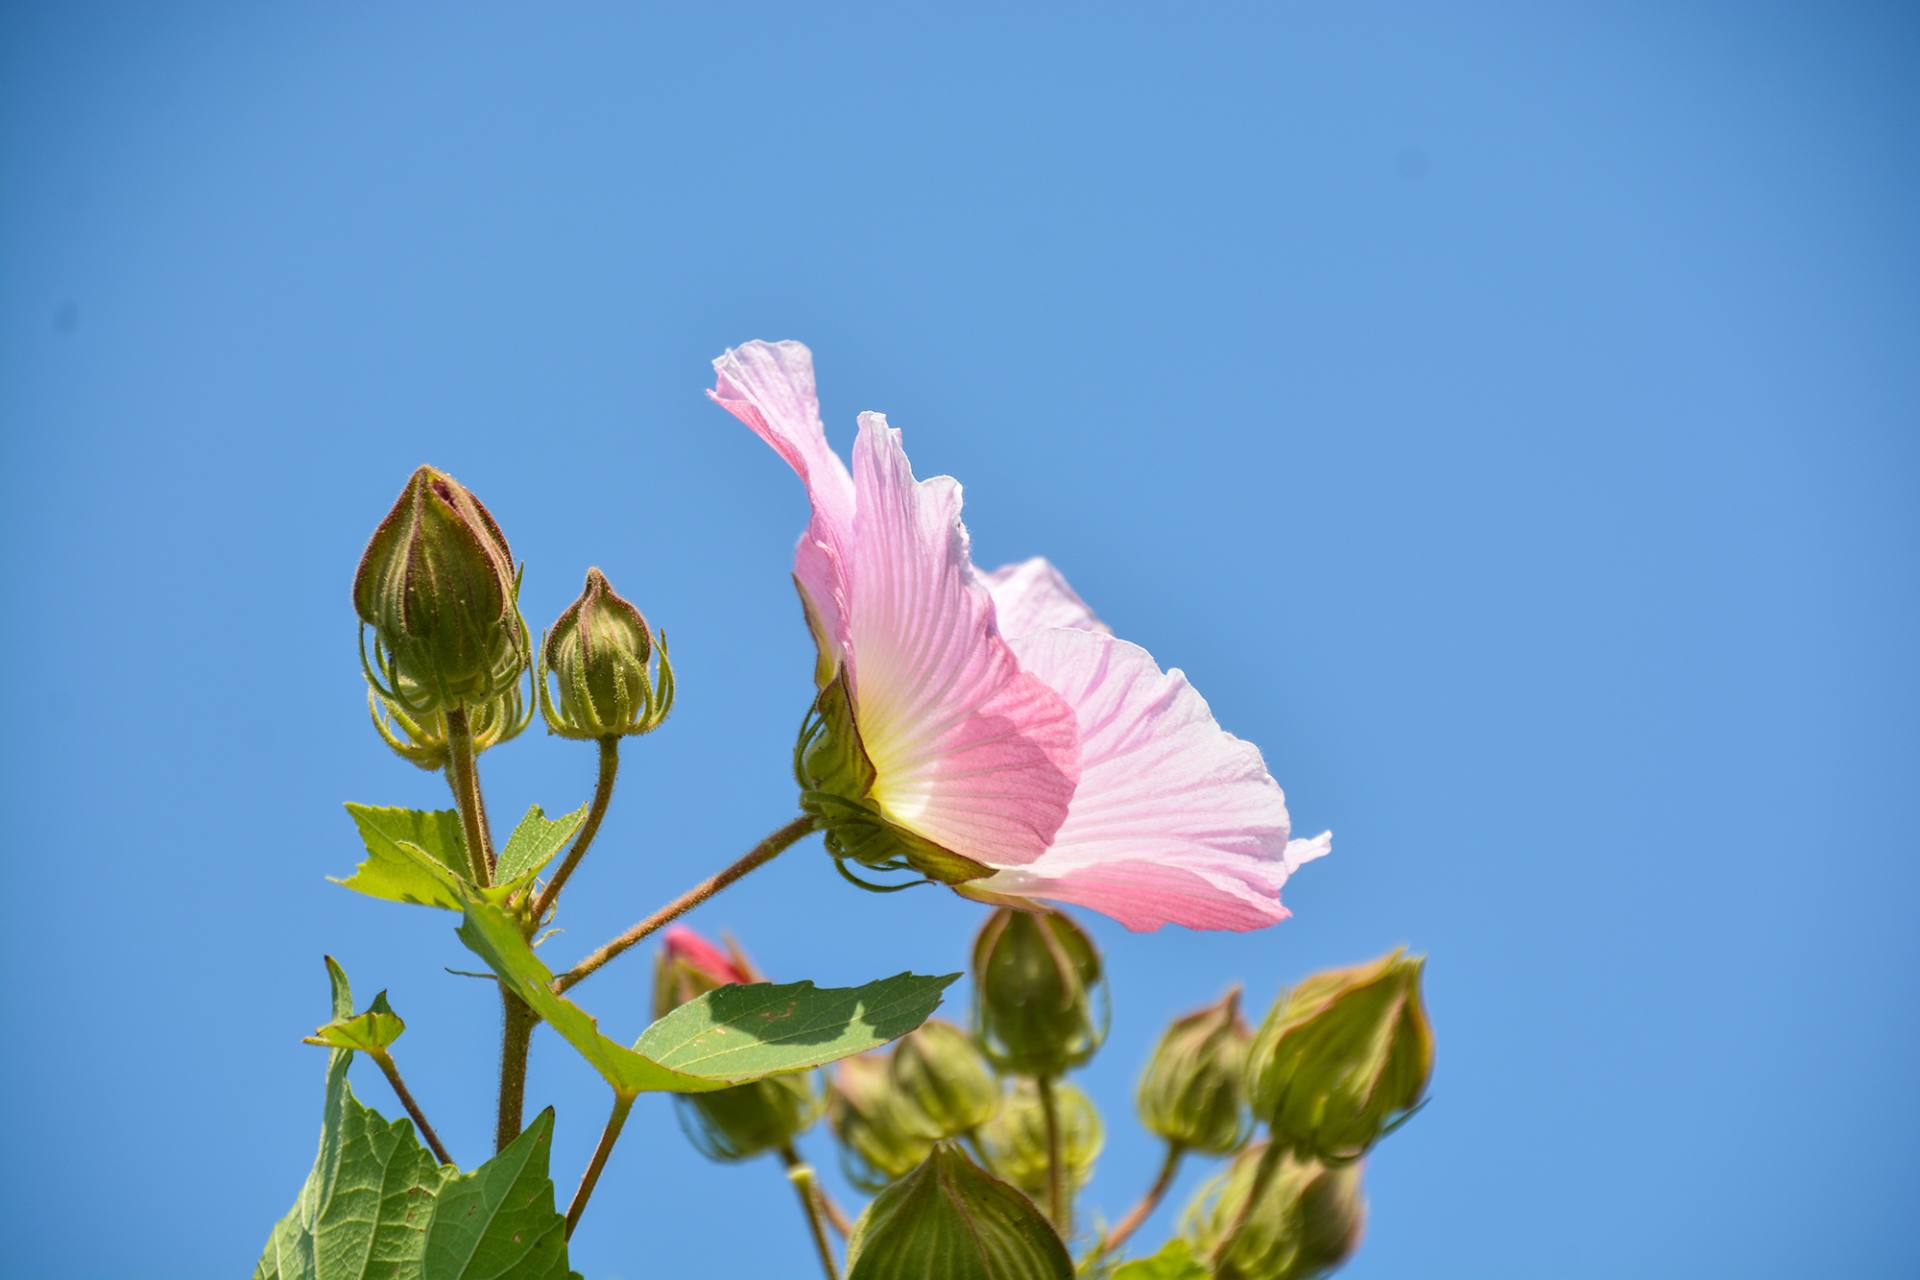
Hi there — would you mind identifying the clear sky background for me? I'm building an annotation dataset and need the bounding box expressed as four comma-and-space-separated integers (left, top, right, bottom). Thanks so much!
3, 4, 1916, 1277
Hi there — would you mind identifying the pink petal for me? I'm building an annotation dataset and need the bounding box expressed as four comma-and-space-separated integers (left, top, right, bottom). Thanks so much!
973, 627, 1327, 931
662, 926, 750, 986
710, 341, 857, 667
847, 414, 1081, 867
980, 557, 1110, 641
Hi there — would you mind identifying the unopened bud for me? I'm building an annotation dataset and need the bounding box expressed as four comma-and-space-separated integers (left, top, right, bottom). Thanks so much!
978, 1080, 1103, 1204
971, 908, 1107, 1076
354, 465, 528, 714
1247, 950, 1433, 1164
827, 1053, 935, 1190
1185, 1143, 1365, 1280
845, 1144, 1073, 1280
1138, 986, 1252, 1155
655, 927, 821, 1161
539, 568, 673, 739
889, 1019, 999, 1139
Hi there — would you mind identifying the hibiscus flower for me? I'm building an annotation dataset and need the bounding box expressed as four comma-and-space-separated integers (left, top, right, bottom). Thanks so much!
710, 341, 1327, 931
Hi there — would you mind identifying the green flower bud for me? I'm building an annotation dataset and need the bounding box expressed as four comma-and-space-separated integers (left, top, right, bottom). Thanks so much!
654, 927, 821, 1161
979, 1080, 1103, 1203
971, 908, 1107, 1076
889, 1019, 1000, 1139
354, 465, 528, 715
539, 568, 674, 740
1136, 986, 1253, 1156
1184, 1143, 1365, 1280
828, 1053, 937, 1190
1247, 950, 1433, 1164
845, 1143, 1073, 1280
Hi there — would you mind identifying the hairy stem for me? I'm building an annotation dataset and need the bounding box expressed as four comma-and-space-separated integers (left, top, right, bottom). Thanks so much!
370, 1049, 454, 1167
529, 736, 620, 921
780, 1145, 840, 1279
495, 989, 537, 1152
442, 706, 494, 885
1037, 1074, 1069, 1234
565, 1092, 636, 1240
780, 1142, 852, 1237
553, 815, 817, 995
1103, 1142, 1184, 1252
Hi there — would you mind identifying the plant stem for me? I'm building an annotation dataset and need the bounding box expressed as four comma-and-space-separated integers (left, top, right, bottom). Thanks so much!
495, 989, 537, 1152
370, 1049, 454, 1167
552, 815, 817, 995
1103, 1142, 1184, 1252
1211, 1140, 1284, 1266
529, 736, 620, 921
564, 1092, 636, 1240
1037, 1074, 1069, 1234
780, 1145, 840, 1279
780, 1142, 852, 1236
443, 706, 494, 886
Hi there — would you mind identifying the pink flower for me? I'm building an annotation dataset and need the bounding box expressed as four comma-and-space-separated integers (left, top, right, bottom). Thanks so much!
711, 341, 1329, 932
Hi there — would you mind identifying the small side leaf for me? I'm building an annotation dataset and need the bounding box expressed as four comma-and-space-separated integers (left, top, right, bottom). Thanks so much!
303, 964, 405, 1054
335, 803, 587, 911
1110, 1239, 1212, 1279
495, 803, 588, 887
333, 805, 469, 910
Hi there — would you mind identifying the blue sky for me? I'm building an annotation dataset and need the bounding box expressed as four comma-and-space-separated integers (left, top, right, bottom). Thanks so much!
3, 3, 1916, 1276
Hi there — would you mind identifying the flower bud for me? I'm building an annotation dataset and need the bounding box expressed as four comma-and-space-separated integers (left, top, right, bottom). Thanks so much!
889, 1019, 999, 1139
539, 568, 674, 740
655, 927, 822, 1161
827, 1053, 936, 1189
970, 908, 1107, 1076
845, 1143, 1073, 1280
354, 465, 528, 714
1184, 1143, 1365, 1280
651, 925, 754, 1019
1246, 950, 1433, 1164
1137, 987, 1253, 1155
978, 1079, 1103, 1203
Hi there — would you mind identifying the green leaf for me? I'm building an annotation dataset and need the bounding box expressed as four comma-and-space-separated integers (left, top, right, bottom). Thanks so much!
1109, 1240, 1211, 1280
334, 804, 468, 910
495, 803, 587, 887
455, 897, 957, 1098
255, 962, 578, 1280
846, 1143, 1072, 1279
334, 803, 585, 911
302, 958, 406, 1053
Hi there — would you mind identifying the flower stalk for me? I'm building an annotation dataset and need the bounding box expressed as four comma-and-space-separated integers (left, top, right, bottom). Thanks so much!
553, 815, 817, 995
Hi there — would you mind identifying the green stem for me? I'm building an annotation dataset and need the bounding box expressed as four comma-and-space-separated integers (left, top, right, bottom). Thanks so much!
495, 989, 537, 1152
443, 706, 494, 886
370, 1049, 454, 1167
1037, 1074, 1069, 1235
565, 1092, 636, 1240
1103, 1142, 1183, 1252
530, 735, 620, 921
553, 815, 817, 995
780, 1145, 840, 1279
781, 1142, 851, 1237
